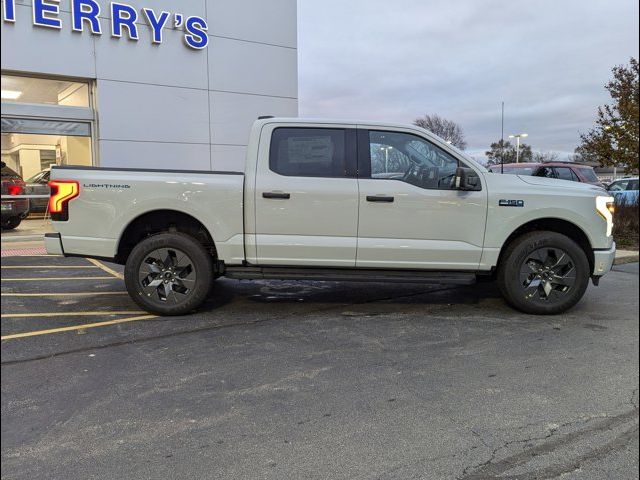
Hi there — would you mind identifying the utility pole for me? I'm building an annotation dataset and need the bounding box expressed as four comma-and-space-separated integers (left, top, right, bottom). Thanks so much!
500, 102, 505, 174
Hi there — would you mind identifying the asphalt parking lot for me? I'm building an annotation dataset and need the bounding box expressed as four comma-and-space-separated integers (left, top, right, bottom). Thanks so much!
1, 253, 638, 479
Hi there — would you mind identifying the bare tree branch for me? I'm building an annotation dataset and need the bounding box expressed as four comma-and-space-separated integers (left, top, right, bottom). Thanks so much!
413, 114, 467, 150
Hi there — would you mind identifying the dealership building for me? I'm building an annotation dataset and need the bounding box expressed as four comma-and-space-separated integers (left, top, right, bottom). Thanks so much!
1, 0, 298, 179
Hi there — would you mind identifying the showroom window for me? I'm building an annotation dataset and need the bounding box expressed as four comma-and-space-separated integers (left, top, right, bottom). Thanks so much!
1, 75, 90, 107
1, 74, 95, 180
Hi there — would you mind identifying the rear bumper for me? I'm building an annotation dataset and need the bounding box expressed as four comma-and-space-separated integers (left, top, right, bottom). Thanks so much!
1, 199, 30, 219
44, 232, 65, 256
592, 242, 616, 276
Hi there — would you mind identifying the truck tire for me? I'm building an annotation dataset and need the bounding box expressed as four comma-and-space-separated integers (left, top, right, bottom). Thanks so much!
124, 232, 214, 316
2, 216, 22, 230
497, 231, 590, 315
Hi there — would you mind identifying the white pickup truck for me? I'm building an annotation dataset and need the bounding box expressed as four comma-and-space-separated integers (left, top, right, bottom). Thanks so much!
45, 118, 616, 316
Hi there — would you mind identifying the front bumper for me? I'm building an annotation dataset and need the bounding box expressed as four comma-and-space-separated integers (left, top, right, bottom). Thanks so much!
44, 232, 65, 256
592, 242, 616, 276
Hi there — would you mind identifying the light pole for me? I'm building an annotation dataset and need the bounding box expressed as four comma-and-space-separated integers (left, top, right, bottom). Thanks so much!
508, 133, 528, 163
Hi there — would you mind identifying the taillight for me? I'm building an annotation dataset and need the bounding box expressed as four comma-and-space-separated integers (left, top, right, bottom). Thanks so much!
7, 184, 23, 195
48, 180, 80, 221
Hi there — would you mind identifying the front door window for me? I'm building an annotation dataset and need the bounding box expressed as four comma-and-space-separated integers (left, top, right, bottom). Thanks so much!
367, 130, 460, 190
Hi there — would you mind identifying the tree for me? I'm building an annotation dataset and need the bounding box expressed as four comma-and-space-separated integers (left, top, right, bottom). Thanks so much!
569, 145, 598, 164
485, 139, 533, 165
532, 151, 560, 163
577, 58, 639, 173
413, 114, 467, 149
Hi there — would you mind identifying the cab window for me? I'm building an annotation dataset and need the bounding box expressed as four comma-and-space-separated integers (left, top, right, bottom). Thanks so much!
270, 128, 348, 178
362, 130, 463, 190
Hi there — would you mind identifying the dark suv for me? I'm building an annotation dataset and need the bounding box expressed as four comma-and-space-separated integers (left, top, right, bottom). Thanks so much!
1, 161, 30, 230
488, 162, 606, 189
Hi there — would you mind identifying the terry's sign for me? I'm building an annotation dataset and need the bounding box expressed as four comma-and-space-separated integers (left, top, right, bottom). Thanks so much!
2, 0, 209, 50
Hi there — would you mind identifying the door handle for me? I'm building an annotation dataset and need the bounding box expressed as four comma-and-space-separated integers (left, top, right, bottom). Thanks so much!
366, 195, 394, 203
262, 192, 291, 200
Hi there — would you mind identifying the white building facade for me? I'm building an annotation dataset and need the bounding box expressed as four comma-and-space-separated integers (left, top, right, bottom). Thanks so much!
1, 0, 298, 179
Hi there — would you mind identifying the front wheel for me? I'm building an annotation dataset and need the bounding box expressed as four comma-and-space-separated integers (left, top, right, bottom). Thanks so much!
2, 216, 22, 230
497, 231, 590, 315
125, 232, 214, 316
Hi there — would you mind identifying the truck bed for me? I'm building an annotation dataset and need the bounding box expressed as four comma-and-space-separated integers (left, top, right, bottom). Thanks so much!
48, 166, 246, 264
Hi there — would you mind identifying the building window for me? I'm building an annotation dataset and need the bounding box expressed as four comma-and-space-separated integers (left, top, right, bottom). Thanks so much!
1, 119, 92, 179
1, 75, 90, 107
1, 74, 94, 178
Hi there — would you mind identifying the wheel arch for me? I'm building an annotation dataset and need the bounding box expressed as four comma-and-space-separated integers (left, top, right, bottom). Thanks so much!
497, 217, 594, 273
116, 209, 217, 264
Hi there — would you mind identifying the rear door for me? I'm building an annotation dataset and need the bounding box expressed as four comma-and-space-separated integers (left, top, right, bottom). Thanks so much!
253, 124, 359, 266
355, 128, 487, 270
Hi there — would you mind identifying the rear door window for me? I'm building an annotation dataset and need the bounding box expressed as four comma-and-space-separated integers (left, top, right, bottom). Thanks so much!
536, 167, 555, 178
270, 128, 348, 178
555, 167, 578, 182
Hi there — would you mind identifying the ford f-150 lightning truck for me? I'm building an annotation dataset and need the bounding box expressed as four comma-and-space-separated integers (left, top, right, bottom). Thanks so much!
45, 118, 617, 316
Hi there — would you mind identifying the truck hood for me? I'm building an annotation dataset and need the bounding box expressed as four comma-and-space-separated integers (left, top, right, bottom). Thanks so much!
516, 175, 607, 194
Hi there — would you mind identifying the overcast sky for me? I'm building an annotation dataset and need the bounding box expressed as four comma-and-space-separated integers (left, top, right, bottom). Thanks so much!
297, 0, 639, 161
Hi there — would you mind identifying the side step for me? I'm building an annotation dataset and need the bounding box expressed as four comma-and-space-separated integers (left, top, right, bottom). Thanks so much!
223, 266, 477, 285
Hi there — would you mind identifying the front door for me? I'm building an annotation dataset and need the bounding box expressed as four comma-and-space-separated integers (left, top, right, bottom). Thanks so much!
356, 128, 487, 270
254, 126, 359, 266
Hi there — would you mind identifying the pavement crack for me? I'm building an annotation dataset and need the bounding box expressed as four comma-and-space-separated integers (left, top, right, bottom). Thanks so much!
458, 407, 639, 479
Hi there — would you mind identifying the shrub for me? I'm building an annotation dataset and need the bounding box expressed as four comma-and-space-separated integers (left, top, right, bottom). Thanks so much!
613, 201, 639, 249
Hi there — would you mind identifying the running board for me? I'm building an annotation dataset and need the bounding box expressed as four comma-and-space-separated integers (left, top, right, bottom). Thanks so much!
223, 266, 477, 285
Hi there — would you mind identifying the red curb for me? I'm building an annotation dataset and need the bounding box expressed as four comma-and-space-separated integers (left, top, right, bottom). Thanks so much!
1, 247, 48, 257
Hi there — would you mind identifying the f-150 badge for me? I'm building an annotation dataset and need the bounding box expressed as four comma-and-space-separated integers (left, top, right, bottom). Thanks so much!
499, 199, 525, 207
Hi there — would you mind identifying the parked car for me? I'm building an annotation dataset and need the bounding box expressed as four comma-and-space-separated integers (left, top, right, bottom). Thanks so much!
45, 118, 616, 316
24, 168, 51, 214
1, 161, 30, 230
488, 162, 606, 189
606, 177, 639, 205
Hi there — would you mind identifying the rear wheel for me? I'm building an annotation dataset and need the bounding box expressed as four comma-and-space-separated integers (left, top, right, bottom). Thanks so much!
498, 231, 590, 315
124, 232, 214, 316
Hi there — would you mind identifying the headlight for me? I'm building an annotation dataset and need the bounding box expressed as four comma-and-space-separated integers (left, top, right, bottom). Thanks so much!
596, 196, 615, 237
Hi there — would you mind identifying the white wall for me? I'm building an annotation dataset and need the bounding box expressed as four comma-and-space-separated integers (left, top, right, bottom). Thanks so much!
0, 0, 299, 172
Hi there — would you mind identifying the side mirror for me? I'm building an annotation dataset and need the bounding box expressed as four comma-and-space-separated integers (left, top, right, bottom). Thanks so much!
455, 167, 482, 191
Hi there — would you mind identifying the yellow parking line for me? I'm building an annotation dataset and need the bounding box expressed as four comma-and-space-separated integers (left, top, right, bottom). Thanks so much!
1, 265, 98, 269
87, 258, 124, 280
2, 311, 145, 318
1, 315, 157, 340
1, 292, 128, 297
2, 277, 115, 281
